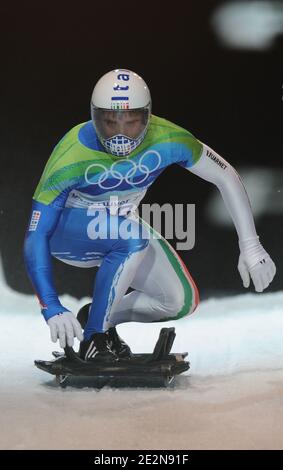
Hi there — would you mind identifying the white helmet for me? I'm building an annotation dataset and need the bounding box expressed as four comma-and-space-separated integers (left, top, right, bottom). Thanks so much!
91, 69, 151, 157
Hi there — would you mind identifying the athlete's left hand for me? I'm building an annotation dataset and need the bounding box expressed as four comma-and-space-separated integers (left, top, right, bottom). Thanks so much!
237, 237, 276, 292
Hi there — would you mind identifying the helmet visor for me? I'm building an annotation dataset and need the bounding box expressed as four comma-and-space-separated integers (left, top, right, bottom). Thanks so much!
92, 107, 149, 142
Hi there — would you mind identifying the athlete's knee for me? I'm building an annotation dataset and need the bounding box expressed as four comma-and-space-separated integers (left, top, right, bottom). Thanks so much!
166, 278, 200, 318
165, 291, 186, 315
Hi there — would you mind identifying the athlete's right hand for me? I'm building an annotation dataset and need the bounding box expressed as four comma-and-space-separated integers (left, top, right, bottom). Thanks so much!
47, 312, 84, 348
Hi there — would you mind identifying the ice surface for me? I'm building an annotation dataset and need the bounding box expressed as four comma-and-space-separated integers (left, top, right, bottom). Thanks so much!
0, 260, 283, 449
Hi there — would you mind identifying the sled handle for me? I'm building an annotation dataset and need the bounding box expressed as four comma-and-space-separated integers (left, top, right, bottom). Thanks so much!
64, 346, 86, 363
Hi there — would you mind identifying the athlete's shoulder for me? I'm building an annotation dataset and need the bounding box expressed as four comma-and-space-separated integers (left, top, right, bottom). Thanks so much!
44, 121, 86, 168
149, 114, 196, 137
146, 114, 203, 167
33, 121, 97, 206
56, 120, 104, 153
57, 121, 85, 145
44, 121, 102, 171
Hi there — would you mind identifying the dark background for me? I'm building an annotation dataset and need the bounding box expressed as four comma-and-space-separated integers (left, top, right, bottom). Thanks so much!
1, 0, 282, 302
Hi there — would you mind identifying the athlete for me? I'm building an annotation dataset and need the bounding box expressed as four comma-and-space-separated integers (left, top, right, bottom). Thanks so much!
24, 69, 276, 362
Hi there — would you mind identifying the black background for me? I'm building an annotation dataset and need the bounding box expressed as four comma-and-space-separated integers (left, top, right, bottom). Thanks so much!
1, 0, 282, 301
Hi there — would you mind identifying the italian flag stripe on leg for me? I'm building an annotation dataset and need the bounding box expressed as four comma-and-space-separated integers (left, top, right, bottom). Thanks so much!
140, 217, 199, 320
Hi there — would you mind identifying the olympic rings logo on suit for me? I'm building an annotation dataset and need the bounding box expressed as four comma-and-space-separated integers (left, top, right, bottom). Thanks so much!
84, 150, 162, 190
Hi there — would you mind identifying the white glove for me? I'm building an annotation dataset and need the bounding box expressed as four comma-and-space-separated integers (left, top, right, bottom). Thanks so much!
238, 236, 276, 293
47, 312, 84, 348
